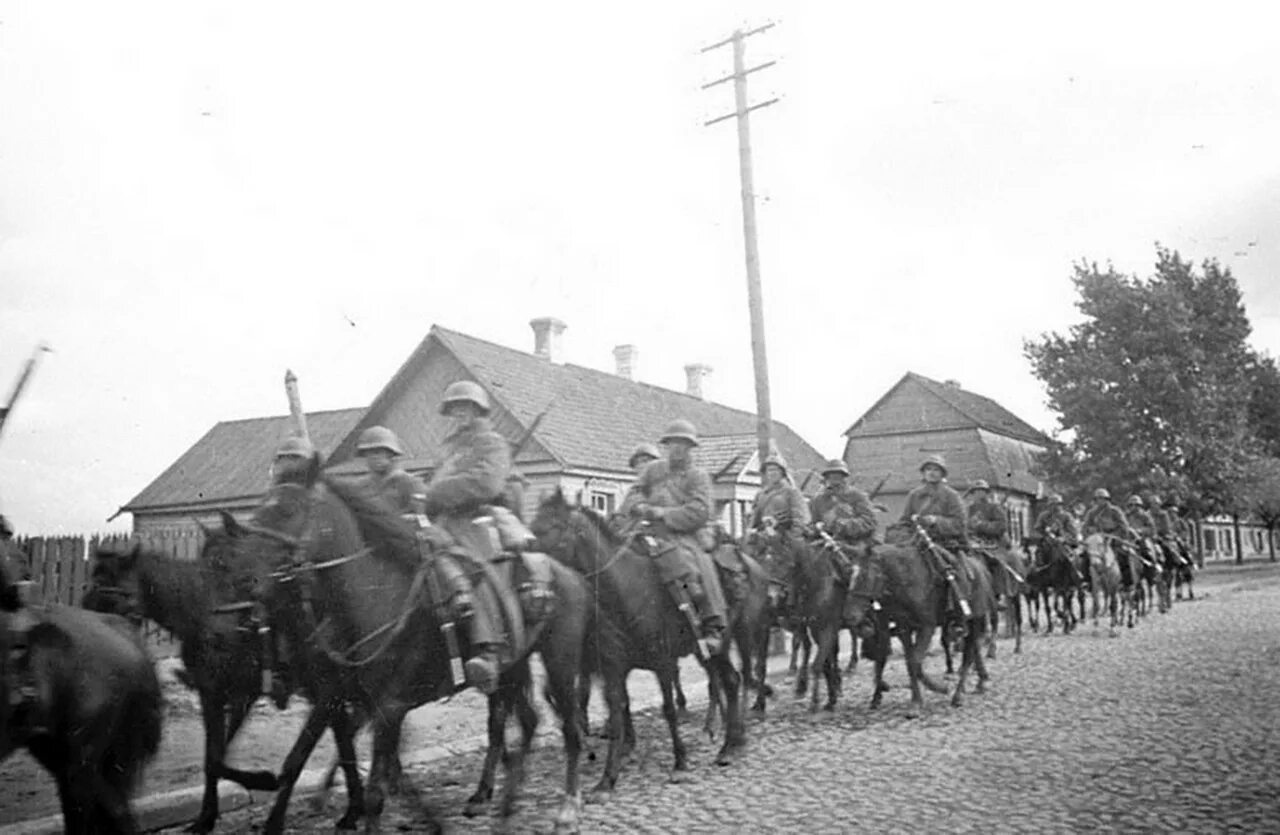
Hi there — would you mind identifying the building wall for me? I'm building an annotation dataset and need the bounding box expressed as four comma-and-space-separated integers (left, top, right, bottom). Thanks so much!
869, 487, 1033, 546
132, 506, 255, 539
850, 377, 972, 437
1199, 517, 1279, 560
844, 427, 987, 495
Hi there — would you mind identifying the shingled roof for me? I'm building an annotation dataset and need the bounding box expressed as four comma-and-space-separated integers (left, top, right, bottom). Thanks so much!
120, 408, 366, 513
429, 326, 826, 476
844, 371, 1050, 447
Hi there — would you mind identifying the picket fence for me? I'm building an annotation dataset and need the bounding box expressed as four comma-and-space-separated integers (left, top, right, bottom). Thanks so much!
13, 529, 205, 658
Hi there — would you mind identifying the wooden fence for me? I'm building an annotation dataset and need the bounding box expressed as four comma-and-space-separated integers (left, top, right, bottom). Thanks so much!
12, 530, 206, 659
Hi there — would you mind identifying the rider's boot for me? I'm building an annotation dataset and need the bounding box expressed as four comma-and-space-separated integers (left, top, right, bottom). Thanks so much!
463, 592, 504, 696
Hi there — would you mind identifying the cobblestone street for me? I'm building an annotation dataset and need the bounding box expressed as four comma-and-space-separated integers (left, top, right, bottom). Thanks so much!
171, 563, 1280, 833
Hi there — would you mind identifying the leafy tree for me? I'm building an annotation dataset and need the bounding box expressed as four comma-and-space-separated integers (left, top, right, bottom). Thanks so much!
1242, 455, 1280, 561
1247, 353, 1280, 459
1025, 247, 1258, 516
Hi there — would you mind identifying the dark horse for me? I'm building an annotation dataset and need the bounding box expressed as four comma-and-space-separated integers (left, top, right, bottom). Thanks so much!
845, 542, 994, 716
222, 476, 592, 834
752, 530, 846, 712
1024, 536, 1079, 635
1, 540, 163, 834
84, 538, 311, 834
529, 490, 745, 798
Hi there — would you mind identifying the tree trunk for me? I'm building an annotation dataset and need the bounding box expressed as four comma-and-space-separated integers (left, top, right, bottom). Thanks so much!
1193, 518, 1205, 568
1233, 513, 1244, 565
1270, 523, 1277, 562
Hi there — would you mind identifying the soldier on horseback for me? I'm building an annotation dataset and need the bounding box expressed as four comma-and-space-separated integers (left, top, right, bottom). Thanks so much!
613, 442, 660, 535
750, 453, 811, 548
1082, 488, 1139, 586
965, 480, 1012, 597
271, 435, 316, 486
1031, 493, 1084, 585
808, 459, 878, 553
894, 455, 967, 555
624, 419, 728, 652
1124, 494, 1159, 564
356, 426, 427, 515
1148, 493, 1188, 569
417, 380, 535, 695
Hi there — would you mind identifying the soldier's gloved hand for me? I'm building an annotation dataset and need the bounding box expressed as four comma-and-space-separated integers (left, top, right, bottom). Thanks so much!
417, 525, 452, 551
643, 505, 664, 522
921, 514, 938, 527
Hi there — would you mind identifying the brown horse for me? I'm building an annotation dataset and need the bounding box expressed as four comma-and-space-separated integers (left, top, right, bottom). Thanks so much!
83, 539, 342, 833
977, 545, 1027, 657
223, 476, 591, 834
1, 542, 163, 834
751, 530, 846, 712
528, 490, 745, 799
845, 542, 993, 716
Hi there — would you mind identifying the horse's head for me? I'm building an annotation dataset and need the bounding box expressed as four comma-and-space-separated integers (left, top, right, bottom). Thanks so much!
753, 533, 800, 611
530, 487, 622, 574
198, 487, 318, 608
84, 540, 147, 619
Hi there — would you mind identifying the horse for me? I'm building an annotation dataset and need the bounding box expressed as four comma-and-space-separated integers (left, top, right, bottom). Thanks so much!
1172, 539, 1196, 601
1, 540, 163, 834
844, 537, 993, 717
1082, 533, 1125, 636
1023, 536, 1079, 635
220, 476, 591, 835
83, 539, 328, 834
1133, 537, 1165, 616
971, 544, 1026, 658
759, 530, 847, 712
529, 489, 745, 799
702, 535, 772, 722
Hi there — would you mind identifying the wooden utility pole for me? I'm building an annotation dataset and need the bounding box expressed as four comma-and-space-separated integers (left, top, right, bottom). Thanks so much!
703, 24, 780, 468
0, 343, 52, 444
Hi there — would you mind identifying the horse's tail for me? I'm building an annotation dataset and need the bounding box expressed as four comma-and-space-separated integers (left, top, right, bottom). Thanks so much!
110, 663, 164, 796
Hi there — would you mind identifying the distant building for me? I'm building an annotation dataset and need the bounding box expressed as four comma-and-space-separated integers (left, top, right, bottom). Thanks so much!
119, 319, 826, 540
840, 372, 1051, 545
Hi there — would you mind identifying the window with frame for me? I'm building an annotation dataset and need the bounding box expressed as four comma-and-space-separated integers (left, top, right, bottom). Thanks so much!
589, 491, 614, 515
1203, 528, 1217, 553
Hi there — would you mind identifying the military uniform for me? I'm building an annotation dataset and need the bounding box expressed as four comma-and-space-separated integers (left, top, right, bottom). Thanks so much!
965, 487, 1009, 549
364, 469, 427, 515
750, 465, 811, 535
420, 381, 527, 695
1082, 491, 1138, 585
613, 442, 661, 536
898, 481, 967, 549
809, 481, 877, 547
625, 420, 728, 642
271, 436, 316, 486
1032, 503, 1080, 546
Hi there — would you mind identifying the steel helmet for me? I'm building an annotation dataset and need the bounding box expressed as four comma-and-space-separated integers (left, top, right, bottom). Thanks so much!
275, 436, 314, 459
356, 426, 404, 457
440, 380, 491, 415
822, 459, 850, 477
1093, 488, 1111, 500
628, 442, 661, 469
1163, 496, 1180, 508
1148, 493, 1162, 507
969, 479, 991, 492
1127, 494, 1143, 506
1047, 493, 1063, 505
919, 455, 948, 476
659, 418, 699, 447
762, 453, 789, 475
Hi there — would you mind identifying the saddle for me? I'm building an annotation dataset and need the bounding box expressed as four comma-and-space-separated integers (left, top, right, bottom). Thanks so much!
710, 544, 752, 606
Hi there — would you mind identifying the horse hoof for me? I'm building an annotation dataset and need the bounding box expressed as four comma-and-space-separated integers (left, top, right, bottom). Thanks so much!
185, 819, 215, 835
463, 801, 487, 819
585, 785, 613, 805
950, 695, 963, 708
904, 707, 921, 720
335, 813, 361, 831
823, 702, 836, 712
760, 683, 775, 697
668, 769, 693, 784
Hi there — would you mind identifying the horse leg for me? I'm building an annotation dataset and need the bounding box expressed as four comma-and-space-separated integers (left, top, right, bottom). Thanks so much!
589, 667, 628, 800
1012, 594, 1023, 654
501, 669, 540, 819
788, 627, 800, 673
985, 610, 998, 660
913, 626, 950, 696
869, 634, 889, 710
674, 667, 689, 717
329, 705, 365, 831
702, 666, 721, 740
263, 700, 336, 835
845, 626, 859, 674
899, 630, 925, 718
713, 652, 746, 765
658, 668, 689, 779
808, 620, 839, 712
973, 620, 991, 694
541, 641, 585, 835
942, 624, 955, 675
465, 688, 509, 816
951, 621, 975, 708
363, 703, 415, 835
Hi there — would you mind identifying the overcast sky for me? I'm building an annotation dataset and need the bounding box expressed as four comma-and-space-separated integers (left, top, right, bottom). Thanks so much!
3, 1, 1279, 533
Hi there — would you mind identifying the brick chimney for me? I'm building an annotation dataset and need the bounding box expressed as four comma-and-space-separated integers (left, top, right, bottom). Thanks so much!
684, 363, 713, 401
529, 317, 567, 363
613, 344, 638, 380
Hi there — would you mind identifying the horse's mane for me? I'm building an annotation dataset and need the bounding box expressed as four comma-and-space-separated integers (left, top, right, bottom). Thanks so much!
320, 476, 422, 572
570, 502, 624, 548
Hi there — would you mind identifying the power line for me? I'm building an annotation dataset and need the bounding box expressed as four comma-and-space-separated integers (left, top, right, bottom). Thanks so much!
702, 23, 780, 470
